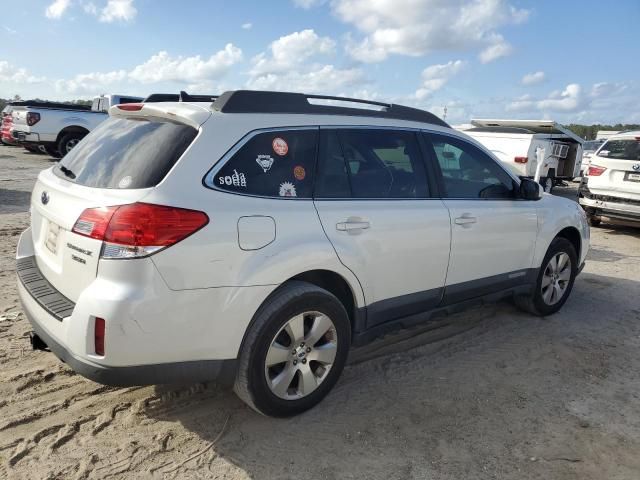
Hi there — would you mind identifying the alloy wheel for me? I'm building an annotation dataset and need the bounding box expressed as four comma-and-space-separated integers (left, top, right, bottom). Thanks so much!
541, 252, 571, 305
264, 311, 338, 400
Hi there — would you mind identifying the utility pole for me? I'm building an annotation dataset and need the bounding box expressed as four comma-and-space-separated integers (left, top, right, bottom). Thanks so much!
443, 106, 447, 121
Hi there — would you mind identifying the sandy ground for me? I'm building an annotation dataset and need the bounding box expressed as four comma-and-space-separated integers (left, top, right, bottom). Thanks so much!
1, 143, 639, 480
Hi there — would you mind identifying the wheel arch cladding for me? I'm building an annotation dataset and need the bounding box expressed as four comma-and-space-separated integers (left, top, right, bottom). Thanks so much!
56, 125, 89, 143
290, 270, 356, 331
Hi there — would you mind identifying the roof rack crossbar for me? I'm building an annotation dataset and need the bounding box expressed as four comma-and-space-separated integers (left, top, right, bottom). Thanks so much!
210, 90, 449, 128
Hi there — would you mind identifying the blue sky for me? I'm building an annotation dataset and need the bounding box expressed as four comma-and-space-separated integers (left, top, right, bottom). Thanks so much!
1, 0, 638, 124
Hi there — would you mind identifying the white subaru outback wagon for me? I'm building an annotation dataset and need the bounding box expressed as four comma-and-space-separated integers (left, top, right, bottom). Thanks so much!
17, 90, 589, 416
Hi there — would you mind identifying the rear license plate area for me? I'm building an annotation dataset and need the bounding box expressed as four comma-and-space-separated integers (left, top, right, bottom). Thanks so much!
625, 172, 640, 182
45, 221, 61, 254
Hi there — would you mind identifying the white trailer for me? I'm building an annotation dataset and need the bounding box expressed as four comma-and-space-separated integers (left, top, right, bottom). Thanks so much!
464, 119, 584, 193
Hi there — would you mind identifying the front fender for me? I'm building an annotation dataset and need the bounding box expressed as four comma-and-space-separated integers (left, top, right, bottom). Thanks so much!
534, 195, 589, 268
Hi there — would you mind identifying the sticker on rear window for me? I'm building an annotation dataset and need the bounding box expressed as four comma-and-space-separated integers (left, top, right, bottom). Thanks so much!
219, 170, 247, 188
272, 138, 288, 156
279, 181, 297, 197
118, 176, 132, 188
256, 155, 274, 173
293, 165, 306, 180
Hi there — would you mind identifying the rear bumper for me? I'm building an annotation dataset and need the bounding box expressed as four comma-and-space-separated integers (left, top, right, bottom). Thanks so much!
18, 267, 237, 387
13, 130, 40, 143
579, 196, 640, 223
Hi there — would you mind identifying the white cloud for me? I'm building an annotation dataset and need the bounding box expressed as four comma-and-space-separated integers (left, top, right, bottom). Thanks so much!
250, 29, 335, 76
521, 71, 545, 86
246, 65, 364, 94
415, 60, 466, 99
241, 22, 252, 30
478, 35, 513, 63
83, 1, 98, 15
54, 44, 242, 94
292, 0, 326, 8
0, 61, 46, 84
99, 0, 137, 22
506, 94, 534, 112
3, 25, 17, 35
45, 0, 72, 19
129, 45, 242, 84
333, 0, 529, 62
537, 83, 583, 112
55, 69, 127, 94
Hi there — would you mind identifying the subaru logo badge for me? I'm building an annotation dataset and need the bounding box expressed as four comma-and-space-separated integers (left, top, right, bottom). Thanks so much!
633, 163, 640, 171
41, 191, 49, 205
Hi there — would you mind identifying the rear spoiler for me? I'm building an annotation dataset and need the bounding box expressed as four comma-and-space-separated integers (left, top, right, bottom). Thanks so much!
143, 91, 218, 103
109, 101, 212, 129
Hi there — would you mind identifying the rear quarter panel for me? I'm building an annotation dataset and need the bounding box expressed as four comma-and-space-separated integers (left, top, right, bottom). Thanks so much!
143, 122, 365, 307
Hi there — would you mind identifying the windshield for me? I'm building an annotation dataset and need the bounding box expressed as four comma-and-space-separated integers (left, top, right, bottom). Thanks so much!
53, 117, 198, 189
583, 141, 602, 151
598, 139, 640, 161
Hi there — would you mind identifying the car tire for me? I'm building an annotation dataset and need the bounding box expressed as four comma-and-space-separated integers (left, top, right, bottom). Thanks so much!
57, 132, 85, 157
44, 145, 61, 158
540, 176, 554, 194
234, 280, 351, 417
515, 237, 577, 316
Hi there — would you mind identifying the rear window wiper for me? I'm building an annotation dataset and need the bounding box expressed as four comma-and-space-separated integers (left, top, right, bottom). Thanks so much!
59, 165, 76, 180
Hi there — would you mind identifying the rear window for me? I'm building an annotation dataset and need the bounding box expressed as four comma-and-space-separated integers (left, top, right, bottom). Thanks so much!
53, 117, 197, 189
598, 139, 640, 161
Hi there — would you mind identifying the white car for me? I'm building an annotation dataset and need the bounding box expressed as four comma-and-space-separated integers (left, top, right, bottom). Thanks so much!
16, 91, 589, 417
579, 131, 640, 226
11, 94, 142, 157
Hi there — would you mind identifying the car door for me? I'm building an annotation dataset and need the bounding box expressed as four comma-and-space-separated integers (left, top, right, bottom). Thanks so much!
313, 128, 451, 329
422, 132, 539, 304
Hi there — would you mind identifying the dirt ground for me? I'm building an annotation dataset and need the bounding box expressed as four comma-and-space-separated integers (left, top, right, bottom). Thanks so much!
1, 143, 639, 480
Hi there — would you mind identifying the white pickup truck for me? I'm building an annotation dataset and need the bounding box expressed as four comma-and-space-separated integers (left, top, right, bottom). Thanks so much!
11, 94, 142, 157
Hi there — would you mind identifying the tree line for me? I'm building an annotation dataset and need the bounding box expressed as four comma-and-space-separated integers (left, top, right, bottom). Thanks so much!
1, 96, 92, 112
565, 124, 640, 140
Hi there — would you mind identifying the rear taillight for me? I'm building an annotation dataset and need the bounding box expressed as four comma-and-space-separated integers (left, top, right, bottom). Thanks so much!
514, 156, 528, 164
587, 165, 607, 176
72, 203, 209, 259
26, 112, 41, 126
94, 318, 105, 356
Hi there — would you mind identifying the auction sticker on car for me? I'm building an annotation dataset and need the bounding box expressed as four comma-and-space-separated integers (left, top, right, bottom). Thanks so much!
45, 220, 61, 254
272, 138, 288, 156
625, 172, 640, 182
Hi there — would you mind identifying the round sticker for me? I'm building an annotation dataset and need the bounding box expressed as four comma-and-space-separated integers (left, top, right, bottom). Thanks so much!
118, 176, 132, 188
293, 165, 306, 181
272, 137, 289, 156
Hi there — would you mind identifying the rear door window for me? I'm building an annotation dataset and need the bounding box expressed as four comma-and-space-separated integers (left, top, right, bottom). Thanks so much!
53, 117, 198, 189
214, 129, 318, 198
315, 128, 429, 199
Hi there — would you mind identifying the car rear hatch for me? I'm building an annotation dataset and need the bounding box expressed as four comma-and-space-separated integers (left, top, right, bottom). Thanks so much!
29, 102, 210, 303
589, 137, 640, 200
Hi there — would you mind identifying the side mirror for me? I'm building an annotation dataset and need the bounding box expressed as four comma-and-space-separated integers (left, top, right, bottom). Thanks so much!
519, 178, 542, 200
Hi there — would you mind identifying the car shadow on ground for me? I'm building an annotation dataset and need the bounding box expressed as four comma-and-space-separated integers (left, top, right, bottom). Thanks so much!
144, 271, 640, 479
0, 188, 32, 214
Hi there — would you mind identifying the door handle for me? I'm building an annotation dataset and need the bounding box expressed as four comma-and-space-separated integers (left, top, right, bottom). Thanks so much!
454, 214, 477, 227
336, 220, 370, 231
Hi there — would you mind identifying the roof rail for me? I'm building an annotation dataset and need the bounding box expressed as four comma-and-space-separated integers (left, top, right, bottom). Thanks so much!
210, 90, 450, 128
179, 91, 218, 103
